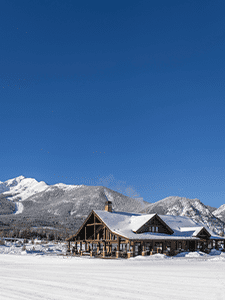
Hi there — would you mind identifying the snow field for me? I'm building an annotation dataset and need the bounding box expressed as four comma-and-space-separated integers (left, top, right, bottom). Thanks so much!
0, 253, 225, 300
0, 240, 67, 255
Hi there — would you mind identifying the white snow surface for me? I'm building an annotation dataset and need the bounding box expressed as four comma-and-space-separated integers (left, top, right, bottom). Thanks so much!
52, 183, 83, 190
0, 176, 83, 203
0, 175, 48, 201
0, 176, 84, 215
0, 240, 67, 255
213, 204, 225, 218
0, 242, 225, 300
159, 214, 200, 230
14, 202, 24, 214
213, 204, 225, 214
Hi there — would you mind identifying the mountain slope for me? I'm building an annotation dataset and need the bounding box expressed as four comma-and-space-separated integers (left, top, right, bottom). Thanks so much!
206, 205, 217, 213
0, 175, 48, 201
1, 176, 224, 237
140, 196, 225, 235
213, 204, 225, 223
0, 176, 147, 232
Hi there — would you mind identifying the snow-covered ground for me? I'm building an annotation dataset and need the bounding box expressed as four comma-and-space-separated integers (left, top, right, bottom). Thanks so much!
0, 240, 67, 255
0, 241, 225, 300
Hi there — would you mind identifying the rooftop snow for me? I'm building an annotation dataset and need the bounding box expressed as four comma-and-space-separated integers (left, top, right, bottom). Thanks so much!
94, 210, 224, 240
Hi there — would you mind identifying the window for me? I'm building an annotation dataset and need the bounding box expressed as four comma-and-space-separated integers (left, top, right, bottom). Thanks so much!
144, 227, 148, 232
155, 227, 158, 232
152, 226, 155, 232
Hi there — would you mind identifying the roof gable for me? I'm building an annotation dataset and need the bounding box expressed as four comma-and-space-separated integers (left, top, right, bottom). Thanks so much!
193, 227, 211, 238
135, 214, 174, 235
67, 210, 104, 241
95, 210, 150, 236
179, 226, 211, 238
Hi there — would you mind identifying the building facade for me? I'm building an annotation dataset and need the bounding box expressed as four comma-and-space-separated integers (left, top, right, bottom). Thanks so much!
67, 201, 225, 258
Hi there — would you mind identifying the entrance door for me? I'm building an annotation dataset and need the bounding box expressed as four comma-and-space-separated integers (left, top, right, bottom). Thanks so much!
138, 244, 142, 255
134, 243, 141, 256
189, 241, 196, 252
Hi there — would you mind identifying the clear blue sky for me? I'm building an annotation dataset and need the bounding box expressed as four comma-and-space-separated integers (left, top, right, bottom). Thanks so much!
1, 0, 225, 208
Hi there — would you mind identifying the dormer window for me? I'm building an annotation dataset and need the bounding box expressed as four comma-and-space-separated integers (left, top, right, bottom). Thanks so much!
135, 214, 174, 235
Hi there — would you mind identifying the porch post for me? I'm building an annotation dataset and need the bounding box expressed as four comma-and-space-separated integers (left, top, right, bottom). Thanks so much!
152, 240, 155, 254
80, 242, 82, 255
132, 243, 136, 257
182, 241, 185, 251
215, 240, 218, 250
142, 242, 146, 256
94, 215, 96, 240
116, 237, 121, 258
171, 240, 176, 254
68, 241, 70, 253
75, 242, 77, 254
103, 241, 106, 257
97, 242, 100, 253
127, 242, 132, 258
161, 241, 164, 254
194, 240, 197, 251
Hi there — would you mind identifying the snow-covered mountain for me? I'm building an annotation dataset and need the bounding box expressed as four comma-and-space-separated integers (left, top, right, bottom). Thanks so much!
206, 205, 217, 213
140, 196, 224, 235
0, 176, 49, 215
0, 176, 224, 236
213, 204, 225, 223
0, 175, 48, 201
0, 176, 147, 232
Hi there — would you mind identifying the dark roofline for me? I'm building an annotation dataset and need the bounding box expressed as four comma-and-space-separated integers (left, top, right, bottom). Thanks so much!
194, 227, 211, 238
66, 210, 130, 242
135, 213, 174, 235
66, 210, 94, 241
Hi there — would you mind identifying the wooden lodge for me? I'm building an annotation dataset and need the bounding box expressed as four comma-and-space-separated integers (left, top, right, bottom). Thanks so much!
66, 200, 225, 258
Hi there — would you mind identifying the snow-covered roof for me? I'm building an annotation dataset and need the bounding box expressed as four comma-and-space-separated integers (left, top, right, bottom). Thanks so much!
179, 227, 204, 233
159, 215, 200, 231
94, 210, 223, 240
179, 226, 208, 237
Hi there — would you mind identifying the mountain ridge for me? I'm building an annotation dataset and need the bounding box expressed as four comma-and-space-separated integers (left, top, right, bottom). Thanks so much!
0, 176, 224, 236
213, 204, 225, 223
0, 176, 147, 234
141, 196, 225, 235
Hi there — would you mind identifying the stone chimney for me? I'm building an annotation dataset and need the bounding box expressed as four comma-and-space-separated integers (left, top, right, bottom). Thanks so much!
105, 200, 112, 212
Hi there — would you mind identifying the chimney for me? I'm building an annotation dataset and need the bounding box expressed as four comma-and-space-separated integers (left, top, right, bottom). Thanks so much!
105, 200, 112, 212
